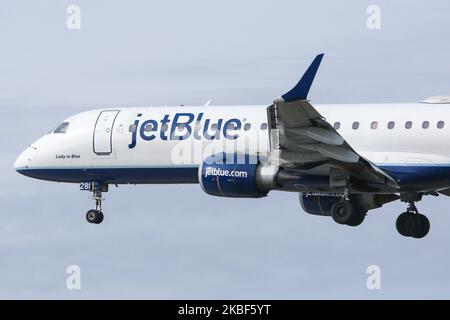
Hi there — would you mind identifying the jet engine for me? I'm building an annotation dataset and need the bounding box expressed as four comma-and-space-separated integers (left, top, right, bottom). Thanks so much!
198, 153, 278, 198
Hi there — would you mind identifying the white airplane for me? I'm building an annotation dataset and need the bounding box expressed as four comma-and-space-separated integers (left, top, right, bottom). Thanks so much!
15, 54, 450, 238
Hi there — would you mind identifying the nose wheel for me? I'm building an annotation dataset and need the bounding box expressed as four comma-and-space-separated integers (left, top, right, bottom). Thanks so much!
396, 202, 430, 238
86, 209, 104, 224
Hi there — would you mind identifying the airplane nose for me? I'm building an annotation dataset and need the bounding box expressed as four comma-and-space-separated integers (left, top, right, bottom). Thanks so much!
14, 147, 35, 171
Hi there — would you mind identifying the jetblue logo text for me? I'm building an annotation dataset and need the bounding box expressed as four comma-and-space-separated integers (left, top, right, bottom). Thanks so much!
204, 167, 248, 178
129, 112, 244, 149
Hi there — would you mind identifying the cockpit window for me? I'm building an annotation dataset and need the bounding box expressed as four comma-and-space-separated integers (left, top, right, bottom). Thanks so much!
53, 122, 69, 134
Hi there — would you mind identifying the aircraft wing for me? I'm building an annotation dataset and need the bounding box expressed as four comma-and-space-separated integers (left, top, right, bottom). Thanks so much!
268, 54, 398, 193
438, 188, 450, 196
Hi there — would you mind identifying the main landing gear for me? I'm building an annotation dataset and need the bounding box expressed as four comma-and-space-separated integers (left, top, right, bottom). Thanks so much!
396, 201, 430, 239
330, 194, 431, 238
85, 184, 107, 224
330, 198, 367, 227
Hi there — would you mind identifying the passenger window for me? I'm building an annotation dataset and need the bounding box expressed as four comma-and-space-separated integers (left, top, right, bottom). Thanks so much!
438, 121, 445, 129
387, 121, 395, 129
422, 121, 429, 129
53, 122, 69, 134
352, 121, 359, 130
244, 123, 251, 131
333, 122, 341, 130
260, 123, 268, 130
177, 124, 186, 131
405, 121, 412, 129
129, 124, 136, 133
371, 121, 378, 129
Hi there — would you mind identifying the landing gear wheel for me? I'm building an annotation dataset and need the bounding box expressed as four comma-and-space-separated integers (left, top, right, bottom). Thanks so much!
396, 212, 430, 238
86, 209, 104, 224
396, 212, 416, 237
347, 209, 367, 227
412, 214, 430, 239
331, 200, 365, 226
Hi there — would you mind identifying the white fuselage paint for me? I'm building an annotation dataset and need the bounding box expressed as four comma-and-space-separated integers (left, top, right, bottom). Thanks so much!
14, 103, 450, 188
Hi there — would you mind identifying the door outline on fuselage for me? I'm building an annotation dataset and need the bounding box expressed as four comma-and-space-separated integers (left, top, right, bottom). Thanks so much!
93, 110, 120, 155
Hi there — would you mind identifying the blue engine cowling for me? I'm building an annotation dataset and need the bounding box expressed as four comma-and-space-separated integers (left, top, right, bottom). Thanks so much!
299, 193, 343, 216
199, 153, 276, 198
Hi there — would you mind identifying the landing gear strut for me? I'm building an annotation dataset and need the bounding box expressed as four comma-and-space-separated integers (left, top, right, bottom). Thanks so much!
396, 201, 430, 238
85, 184, 107, 224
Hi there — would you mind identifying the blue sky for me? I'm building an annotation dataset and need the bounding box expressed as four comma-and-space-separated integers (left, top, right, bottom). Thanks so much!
1, 0, 450, 299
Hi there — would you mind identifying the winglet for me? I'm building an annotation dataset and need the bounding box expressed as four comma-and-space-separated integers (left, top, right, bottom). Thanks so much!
274, 53, 324, 103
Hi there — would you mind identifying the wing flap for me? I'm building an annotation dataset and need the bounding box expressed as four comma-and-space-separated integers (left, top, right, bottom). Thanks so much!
287, 127, 344, 146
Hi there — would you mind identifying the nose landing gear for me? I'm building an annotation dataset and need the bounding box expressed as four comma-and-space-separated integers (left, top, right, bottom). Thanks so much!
84, 183, 107, 224
396, 201, 430, 238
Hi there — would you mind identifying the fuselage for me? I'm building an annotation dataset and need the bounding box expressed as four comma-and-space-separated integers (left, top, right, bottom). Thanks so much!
14, 103, 450, 191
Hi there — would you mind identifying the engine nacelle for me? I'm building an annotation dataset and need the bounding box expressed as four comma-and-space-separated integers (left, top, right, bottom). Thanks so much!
199, 153, 278, 198
299, 193, 343, 216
